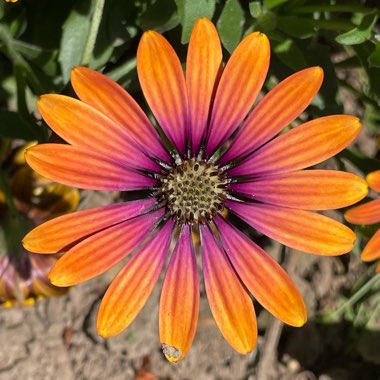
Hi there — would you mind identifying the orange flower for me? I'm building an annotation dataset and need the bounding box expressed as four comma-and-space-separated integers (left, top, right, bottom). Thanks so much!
23, 19, 366, 361
345, 170, 380, 272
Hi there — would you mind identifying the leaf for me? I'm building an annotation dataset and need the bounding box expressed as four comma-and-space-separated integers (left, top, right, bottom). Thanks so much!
0, 110, 44, 141
217, 0, 244, 53
273, 39, 306, 71
368, 42, 380, 68
277, 16, 315, 38
58, 0, 93, 83
335, 11, 377, 45
254, 10, 277, 34
137, 0, 179, 32
175, 0, 216, 44
339, 149, 380, 175
352, 42, 380, 100
264, 0, 287, 10
249, 1, 262, 18
301, 41, 343, 115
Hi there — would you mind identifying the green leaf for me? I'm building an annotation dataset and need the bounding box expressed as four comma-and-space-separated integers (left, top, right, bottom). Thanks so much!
175, 0, 216, 44
335, 11, 377, 45
277, 16, 315, 38
368, 42, 380, 68
264, 0, 287, 10
273, 39, 306, 71
137, 0, 179, 32
0, 110, 44, 141
339, 149, 380, 175
249, 1, 262, 18
254, 10, 277, 34
58, 0, 93, 82
217, 0, 244, 53
352, 42, 380, 101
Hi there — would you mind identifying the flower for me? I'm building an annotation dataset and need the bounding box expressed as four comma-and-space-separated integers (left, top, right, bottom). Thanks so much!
23, 19, 366, 362
0, 249, 67, 307
345, 170, 380, 272
0, 144, 79, 306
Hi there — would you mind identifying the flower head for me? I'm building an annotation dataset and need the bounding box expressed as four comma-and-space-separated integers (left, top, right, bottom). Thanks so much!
0, 144, 79, 306
345, 170, 380, 272
23, 19, 366, 361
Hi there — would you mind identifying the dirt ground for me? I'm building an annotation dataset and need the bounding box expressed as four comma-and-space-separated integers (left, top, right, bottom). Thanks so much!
1, 211, 379, 379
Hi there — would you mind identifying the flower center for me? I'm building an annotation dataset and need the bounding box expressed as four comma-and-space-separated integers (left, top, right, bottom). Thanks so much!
159, 158, 228, 224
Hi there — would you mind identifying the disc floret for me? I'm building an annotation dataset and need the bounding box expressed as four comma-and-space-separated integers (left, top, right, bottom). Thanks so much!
159, 158, 228, 224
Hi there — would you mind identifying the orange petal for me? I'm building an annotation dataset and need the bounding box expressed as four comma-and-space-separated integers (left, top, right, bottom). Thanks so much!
25, 144, 156, 191
228, 201, 356, 255
71, 66, 170, 161
159, 225, 199, 362
345, 199, 380, 225
49, 209, 164, 286
97, 220, 174, 338
215, 217, 306, 326
23, 199, 155, 253
38, 94, 159, 172
186, 18, 222, 155
220, 67, 324, 164
366, 171, 380, 192
205, 32, 270, 156
229, 115, 361, 177
200, 225, 257, 354
361, 229, 380, 262
230, 170, 368, 210
137, 31, 188, 154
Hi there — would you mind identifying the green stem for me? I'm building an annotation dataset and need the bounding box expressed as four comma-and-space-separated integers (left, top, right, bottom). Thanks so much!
81, 0, 105, 66
307, 18, 354, 32
0, 170, 18, 219
327, 274, 380, 319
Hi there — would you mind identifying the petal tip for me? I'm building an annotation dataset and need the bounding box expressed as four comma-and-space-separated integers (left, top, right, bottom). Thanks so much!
161, 343, 183, 363
97, 323, 115, 339
48, 271, 71, 288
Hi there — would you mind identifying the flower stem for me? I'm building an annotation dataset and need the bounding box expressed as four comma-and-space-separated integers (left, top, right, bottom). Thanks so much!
81, 0, 105, 66
327, 274, 380, 319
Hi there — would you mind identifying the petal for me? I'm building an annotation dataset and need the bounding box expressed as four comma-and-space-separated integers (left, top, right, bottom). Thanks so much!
214, 216, 306, 327
25, 144, 156, 191
200, 225, 257, 354
38, 95, 159, 172
227, 201, 356, 255
219, 67, 324, 164
159, 225, 199, 363
97, 219, 174, 338
361, 229, 380, 262
186, 18, 222, 155
345, 199, 380, 225
204, 32, 270, 157
137, 31, 188, 154
71, 66, 170, 162
23, 199, 155, 253
366, 171, 380, 192
49, 209, 164, 286
230, 170, 368, 210
229, 115, 362, 177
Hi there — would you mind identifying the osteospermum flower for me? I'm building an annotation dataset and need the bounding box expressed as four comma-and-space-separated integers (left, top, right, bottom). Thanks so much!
0, 144, 79, 306
345, 170, 380, 272
0, 250, 67, 307
23, 19, 366, 361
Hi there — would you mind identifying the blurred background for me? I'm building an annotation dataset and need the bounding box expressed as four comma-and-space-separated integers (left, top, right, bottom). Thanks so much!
0, 0, 379, 379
